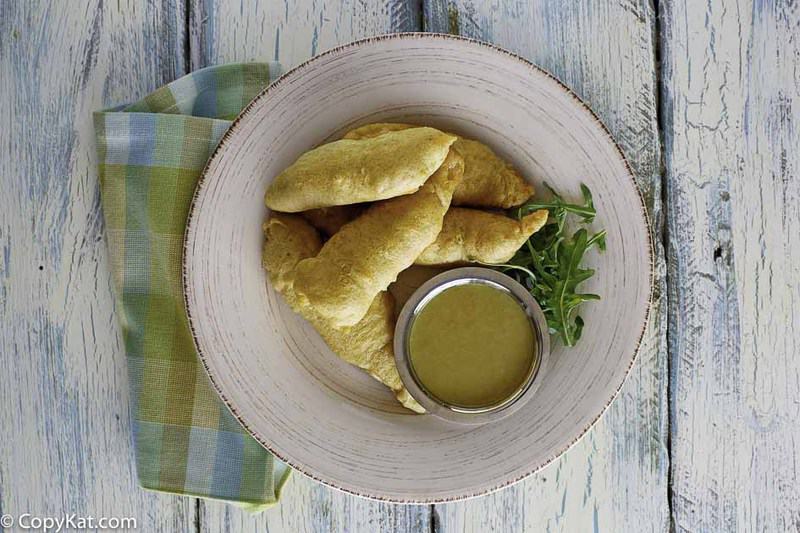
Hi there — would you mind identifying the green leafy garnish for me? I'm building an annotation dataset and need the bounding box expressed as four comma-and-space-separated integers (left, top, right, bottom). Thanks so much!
495, 183, 605, 347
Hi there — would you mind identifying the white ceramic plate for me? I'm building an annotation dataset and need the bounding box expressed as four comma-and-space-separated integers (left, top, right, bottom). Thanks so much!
183, 33, 653, 503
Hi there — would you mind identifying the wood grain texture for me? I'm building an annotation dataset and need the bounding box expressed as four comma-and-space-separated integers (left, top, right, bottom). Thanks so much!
188, 1, 431, 531
189, 0, 420, 69
662, 1, 800, 531
5, 0, 796, 530
425, 1, 670, 531
0, 0, 195, 531
199, 480, 431, 533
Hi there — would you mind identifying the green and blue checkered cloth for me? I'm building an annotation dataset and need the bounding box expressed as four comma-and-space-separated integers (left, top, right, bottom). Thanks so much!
94, 63, 290, 510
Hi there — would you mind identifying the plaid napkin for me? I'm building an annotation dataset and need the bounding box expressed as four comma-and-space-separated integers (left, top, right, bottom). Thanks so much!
94, 63, 290, 510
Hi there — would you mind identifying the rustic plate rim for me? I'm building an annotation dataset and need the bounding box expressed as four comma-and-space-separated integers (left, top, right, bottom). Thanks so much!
182, 31, 656, 504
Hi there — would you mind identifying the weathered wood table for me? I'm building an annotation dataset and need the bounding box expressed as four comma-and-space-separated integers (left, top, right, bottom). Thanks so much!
1, 1, 797, 531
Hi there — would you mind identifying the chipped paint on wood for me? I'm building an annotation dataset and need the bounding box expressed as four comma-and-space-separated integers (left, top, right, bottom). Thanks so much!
4, 0, 799, 530
0, 1, 196, 531
427, 1, 670, 531
189, 0, 431, 530
189, 0, 421, 69
662, 0, 800, 531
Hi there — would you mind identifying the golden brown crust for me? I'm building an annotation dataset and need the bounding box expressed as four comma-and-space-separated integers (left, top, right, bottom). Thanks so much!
343, 123, 534, 209
299, 205, 366, 236
450, 139, 534, 208
262, 214, 323, 296
415, 207, 548, 265
292, 151, 465, 328
265, 127, 457, 212
262, 213, 424, 413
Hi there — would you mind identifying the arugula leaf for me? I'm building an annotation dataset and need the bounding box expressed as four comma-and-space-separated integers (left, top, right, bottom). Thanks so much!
495, 184, 605, 347
516, 182, 597, 223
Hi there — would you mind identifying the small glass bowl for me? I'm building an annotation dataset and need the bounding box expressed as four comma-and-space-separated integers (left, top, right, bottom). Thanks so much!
394, 267, 550, 425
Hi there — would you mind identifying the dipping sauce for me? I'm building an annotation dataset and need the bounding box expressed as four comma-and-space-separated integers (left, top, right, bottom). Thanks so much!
408, 282, 536, 409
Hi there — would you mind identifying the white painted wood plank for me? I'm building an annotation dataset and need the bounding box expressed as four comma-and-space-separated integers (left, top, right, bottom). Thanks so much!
425, 1, 669, 531
199, 480, 431, 533
188, 1, 431, 531
662, 1, 800, 531
189, 0, 420, 70
0, 1, 197, 531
